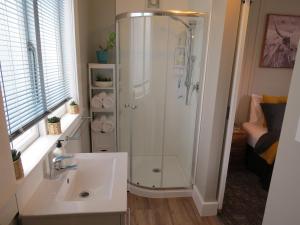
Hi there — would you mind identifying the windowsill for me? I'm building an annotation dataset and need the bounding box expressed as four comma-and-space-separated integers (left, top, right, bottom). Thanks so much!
16, 113, 81, 185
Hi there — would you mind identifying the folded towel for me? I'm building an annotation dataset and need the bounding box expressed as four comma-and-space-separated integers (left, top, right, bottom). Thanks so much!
91, 119, 103, 132
102, 118, 114, 133
91, 92, 107, 108
91, 116, 114, 134
103, 93, 114, 109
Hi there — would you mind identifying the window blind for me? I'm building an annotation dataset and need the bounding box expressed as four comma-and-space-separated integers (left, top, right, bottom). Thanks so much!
37, 0, 70, 109
0, 0, 72, 140
0, 0, 45, 136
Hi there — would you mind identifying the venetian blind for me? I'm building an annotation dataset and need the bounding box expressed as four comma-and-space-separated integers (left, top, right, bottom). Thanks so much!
0, 0, 72, 140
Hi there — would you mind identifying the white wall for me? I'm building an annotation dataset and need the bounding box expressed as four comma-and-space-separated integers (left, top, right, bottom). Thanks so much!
236, 0, 300, 123
262, 41, 300, 225
0, 91, 18, 224
195, 0, 240, 202
116, 0, 211, 15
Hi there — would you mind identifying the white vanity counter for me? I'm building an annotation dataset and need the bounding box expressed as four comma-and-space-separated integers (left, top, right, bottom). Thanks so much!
19, 153, 127, 216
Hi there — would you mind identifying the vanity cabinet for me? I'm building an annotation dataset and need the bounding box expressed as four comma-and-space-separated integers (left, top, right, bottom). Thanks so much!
21, 213, 126, 225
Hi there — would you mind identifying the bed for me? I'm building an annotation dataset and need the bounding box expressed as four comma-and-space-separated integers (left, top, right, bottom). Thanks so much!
241, 94, 287, 189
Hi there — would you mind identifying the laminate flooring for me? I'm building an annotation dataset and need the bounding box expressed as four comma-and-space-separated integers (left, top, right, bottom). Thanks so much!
128, 192, 223, 225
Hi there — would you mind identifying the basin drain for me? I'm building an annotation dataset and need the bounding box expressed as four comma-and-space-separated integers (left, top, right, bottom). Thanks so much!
79, 191, 90, 198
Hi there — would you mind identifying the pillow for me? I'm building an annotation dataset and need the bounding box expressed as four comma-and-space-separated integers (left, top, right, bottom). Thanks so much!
260, 141, 279, 165
249, 94, 266, 126
260, 103, 286, 132
263, 95, 288, 104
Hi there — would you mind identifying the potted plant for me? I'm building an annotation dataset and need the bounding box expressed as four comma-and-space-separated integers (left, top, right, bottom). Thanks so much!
47, 116, 62, 135
69, 101, 80, 114
94, 75, 113, 88
11, 149, 24, 180
96, 32, 116, 64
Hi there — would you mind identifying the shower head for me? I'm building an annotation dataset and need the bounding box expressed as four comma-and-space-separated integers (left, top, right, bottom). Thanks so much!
169, 16, 196, 31
170, 16, 190, 29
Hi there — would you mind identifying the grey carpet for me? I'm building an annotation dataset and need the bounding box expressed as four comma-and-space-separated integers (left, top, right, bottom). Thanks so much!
219, 168, 268, 225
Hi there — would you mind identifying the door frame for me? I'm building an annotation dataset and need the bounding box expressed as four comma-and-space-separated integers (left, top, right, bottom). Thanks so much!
217, 0, 252, 209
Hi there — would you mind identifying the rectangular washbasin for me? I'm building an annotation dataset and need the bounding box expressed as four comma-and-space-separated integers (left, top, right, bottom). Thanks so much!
19, 153, 127, 216
57, 156, 116, 201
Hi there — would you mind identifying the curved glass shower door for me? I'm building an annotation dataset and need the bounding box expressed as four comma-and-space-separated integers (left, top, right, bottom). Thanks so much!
118, 13, 206, 189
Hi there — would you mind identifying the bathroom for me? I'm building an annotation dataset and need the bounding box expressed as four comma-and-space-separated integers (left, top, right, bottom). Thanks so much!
1, 0, 299, 225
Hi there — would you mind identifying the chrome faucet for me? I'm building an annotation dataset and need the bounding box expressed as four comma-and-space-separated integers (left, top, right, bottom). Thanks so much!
49, 155, 77, 179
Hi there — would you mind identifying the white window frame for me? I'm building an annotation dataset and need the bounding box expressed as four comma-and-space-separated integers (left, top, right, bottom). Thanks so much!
12, 125, 40, 152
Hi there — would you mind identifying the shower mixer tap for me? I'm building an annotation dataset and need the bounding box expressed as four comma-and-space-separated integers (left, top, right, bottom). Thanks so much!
124, 104, 138, 110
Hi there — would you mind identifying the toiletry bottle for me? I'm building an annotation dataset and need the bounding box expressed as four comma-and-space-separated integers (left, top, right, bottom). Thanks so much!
53, 140, 66, 167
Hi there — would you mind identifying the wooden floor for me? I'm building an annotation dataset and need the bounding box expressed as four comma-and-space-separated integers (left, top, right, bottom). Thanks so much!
128, 192, 223, 225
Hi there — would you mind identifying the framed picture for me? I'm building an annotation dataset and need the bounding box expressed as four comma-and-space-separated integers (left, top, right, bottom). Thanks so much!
260, 14, 300, 68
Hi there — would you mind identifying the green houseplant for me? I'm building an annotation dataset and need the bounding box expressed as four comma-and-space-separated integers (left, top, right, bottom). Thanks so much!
69, 101, 79, 114
11, 149, 24, 179
96, 32, 116, 64
47, 116, 62, 135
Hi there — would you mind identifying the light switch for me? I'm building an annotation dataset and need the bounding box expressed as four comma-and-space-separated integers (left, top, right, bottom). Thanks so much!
295, 117, 300, 142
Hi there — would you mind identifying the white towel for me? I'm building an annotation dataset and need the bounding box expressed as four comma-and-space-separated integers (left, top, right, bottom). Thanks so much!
91, 92, 107, 108
91, 116, 114, 134
91, 119, 103, 132
102, 93, 114, 109
102, 117, 114, 133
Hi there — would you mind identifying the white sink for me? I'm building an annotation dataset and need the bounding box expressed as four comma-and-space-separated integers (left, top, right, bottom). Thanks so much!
57, 155, 116, 202
20, 153, 127, 216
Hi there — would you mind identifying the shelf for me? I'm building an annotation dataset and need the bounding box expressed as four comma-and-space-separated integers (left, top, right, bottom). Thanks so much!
91, 87, 114, 90
88, 63, 115, 69
91, 108, 114, 113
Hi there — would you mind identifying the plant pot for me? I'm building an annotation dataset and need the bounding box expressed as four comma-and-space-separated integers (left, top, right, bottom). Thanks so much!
47, 122, 62, 135
69, 105, 80, 114
13, 158, 24, 180
93, 81, 113, 88
96, 50, 108, 64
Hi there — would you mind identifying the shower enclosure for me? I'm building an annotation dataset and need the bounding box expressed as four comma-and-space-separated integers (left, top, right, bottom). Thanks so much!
117, 11, 207, 189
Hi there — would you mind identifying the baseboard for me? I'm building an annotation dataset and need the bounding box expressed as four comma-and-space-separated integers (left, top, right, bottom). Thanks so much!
192, 185, 218, 216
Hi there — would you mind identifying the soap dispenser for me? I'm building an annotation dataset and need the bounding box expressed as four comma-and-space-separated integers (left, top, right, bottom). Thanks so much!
53, 140, 66, 168
53, 140, 65, 157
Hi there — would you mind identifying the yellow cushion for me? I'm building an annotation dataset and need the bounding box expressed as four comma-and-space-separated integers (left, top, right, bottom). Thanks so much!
260, 141, 279, 165
263, 95, 288, 104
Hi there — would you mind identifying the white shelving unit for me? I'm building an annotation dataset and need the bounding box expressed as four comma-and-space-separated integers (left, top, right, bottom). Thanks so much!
88, 63, 117, 153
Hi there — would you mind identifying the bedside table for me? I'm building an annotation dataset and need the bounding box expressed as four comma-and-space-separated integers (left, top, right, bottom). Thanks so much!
229, 127, 248, 170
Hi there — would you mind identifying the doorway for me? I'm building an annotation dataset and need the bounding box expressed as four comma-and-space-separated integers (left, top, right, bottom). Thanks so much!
218, 0, 298, 224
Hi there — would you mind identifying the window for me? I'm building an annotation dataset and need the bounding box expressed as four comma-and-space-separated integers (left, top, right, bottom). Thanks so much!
0, 0, 76, 142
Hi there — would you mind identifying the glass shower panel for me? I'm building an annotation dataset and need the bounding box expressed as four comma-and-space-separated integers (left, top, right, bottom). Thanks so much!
118, 14, 206, 189
162, 16, 205, 188
118, 18, 132, 180
130, 16, 169, 188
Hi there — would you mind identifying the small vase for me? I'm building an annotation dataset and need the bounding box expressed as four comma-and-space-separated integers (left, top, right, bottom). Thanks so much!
69, 105, 80, 114
47, 122, 62, 135
96, 50, 108, 64
13, 158, 24, 180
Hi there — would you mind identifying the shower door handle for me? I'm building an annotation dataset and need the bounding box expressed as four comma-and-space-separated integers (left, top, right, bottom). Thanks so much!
193, 82, 200, 92
130, 105, 137, 110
